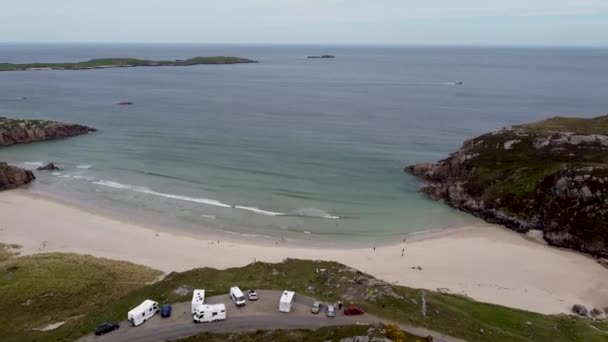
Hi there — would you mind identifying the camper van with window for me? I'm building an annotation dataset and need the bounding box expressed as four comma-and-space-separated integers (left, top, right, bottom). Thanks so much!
127, 299, 159, 326
279, 290, 295, 313
229, 286, 246, 307
191, 289, 205, 314
192, 304, 227, 323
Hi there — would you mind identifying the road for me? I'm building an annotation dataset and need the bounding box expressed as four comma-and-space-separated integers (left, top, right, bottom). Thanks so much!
81, 290, 463, 342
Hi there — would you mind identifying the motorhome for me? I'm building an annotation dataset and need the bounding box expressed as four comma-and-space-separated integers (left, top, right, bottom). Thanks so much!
192, 304, 227, 323
191, 289, 205, 314
229, 286, 246, 307
279, 290, 295, 313
127, 300, 159, 326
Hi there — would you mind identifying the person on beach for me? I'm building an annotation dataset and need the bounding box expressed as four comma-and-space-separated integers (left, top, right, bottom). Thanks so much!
373, 245, 376, 251
401, 247, 404, 256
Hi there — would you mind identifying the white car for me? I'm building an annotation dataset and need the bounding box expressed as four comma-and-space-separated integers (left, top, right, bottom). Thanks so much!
248, 289, 258, 301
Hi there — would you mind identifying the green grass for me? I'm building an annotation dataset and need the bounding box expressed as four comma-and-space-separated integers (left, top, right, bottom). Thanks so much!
0, 252, 162, 341
28, 258, 606, 342
521, 115, 608, 134
0, 56, 256, 71
177, 325, 421, 342
0, 243, 21, 262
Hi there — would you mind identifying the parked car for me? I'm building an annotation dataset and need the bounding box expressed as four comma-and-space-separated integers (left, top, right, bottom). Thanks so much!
161, 304, 172, 318
95, 322, 120, 336
311, 301, 322, 314
248, 289, 258, 301
344, 306, 365, 316
230, 286, 247, 307
326, 304, 335, 317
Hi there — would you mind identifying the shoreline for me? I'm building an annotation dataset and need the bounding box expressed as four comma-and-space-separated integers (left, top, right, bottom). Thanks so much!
1, 189, 607, 315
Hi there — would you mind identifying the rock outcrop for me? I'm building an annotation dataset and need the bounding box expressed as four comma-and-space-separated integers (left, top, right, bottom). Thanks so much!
0, 117, 96, 146
0, 162, 35, 190
37, 163, 60, 171
406, 115, 608, 257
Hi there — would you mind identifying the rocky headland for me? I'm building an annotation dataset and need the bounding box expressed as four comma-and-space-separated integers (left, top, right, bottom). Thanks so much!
0, 117, 96, 146
406, 115, 608, 257
0, 117, 96, 190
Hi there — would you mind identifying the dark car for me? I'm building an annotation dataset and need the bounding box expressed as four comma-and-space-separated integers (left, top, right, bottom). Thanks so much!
344, 306, 365, 316
95, 322, 120, 336
161, 304, 172, 318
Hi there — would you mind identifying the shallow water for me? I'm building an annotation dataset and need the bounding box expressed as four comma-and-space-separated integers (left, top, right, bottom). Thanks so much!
1, 44, 607, 246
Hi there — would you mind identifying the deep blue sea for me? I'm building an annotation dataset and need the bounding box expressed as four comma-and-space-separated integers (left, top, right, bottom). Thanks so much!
1, 44, 607, 246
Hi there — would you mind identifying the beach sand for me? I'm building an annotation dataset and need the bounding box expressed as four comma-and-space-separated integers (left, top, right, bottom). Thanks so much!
1, 190, 606, 315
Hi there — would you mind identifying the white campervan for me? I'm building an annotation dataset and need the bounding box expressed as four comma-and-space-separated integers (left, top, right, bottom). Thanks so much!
193, 303, 227, 323
191, 289, 206, 314
279, 290, 295, 313
229, 286, 246, 307
128, 299, 159, 326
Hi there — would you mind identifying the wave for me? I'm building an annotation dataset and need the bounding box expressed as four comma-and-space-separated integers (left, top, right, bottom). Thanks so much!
234, 205, 283, 216
92, 180, 137, 190
76, 164, 93, 169
200, 214, 217, 219
54, 174, 339, 220
286, 208, 340, 219
137, 189, 232, 208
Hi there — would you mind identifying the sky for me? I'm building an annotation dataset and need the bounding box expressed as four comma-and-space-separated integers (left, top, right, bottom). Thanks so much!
1, 0, 607, 46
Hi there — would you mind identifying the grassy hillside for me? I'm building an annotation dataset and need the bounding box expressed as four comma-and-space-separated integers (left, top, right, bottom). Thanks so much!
0, 56, 256, 71
28, 258, 605, 342
178, 324, 419, 342
0, 244, 605, 341
0, 246, 162, 341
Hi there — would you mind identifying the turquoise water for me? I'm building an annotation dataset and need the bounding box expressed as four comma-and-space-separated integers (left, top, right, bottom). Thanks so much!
1, 44, 607, 246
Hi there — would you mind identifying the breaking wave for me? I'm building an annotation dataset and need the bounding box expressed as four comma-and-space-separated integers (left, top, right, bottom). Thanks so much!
286, 208, 340, 219
76, 164, 93, 169
52, 174, 339, 220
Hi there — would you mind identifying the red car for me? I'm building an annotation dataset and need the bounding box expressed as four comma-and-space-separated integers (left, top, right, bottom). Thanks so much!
344, 306, 365, 316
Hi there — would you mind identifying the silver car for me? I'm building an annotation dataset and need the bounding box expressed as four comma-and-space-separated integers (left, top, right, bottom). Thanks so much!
326, 304, 335, 317
311, 301, 322, 314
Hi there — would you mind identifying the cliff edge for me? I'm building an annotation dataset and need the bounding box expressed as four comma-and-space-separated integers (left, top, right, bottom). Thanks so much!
406, 115, 608, 257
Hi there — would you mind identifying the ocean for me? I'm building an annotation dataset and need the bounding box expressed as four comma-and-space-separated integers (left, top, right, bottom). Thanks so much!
1, 44, 607, 246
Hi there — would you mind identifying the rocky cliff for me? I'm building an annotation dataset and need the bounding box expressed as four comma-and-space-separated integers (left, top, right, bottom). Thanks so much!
406, 115, 608, 257
0, 162, 35, 190
0, 117, 96, 146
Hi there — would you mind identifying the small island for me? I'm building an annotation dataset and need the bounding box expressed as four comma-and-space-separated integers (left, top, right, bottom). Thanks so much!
0, 56, 257, 72
307, 54, 335, 59
406, 115, 608, 258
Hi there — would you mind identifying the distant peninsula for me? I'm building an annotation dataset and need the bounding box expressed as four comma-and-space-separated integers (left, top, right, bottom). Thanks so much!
406, 115, 608, 258
307, 55, 335, 59
0, 56, 257, 72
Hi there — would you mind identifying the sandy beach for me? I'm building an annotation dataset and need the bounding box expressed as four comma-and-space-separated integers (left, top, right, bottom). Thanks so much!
1, 189, 606, 315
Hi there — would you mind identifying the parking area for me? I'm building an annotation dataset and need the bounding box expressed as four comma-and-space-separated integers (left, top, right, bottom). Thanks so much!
83, 290, 377, 342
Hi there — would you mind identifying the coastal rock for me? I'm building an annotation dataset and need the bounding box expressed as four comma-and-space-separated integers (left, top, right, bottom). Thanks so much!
590, 308, 603, 317
572, 304, 588, 316
37, 163, 60, 171
405, 115, 608, 257
0, 162, 35, 191
0, 118, 96, 146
